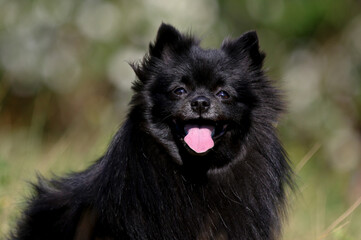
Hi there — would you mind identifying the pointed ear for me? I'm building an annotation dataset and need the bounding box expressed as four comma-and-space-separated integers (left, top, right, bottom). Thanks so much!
221, 31, 265, 68
149, 23, 196, 59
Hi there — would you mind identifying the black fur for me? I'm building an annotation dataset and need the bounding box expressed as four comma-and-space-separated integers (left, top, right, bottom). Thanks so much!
10, 23, 293, 240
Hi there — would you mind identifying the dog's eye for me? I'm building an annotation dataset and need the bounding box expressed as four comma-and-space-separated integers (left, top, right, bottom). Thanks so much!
216, 90, 230, 99
173, 87, 187, 96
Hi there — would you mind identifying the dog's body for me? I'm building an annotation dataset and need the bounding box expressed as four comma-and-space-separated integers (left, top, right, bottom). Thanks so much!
11, 24, 293, 240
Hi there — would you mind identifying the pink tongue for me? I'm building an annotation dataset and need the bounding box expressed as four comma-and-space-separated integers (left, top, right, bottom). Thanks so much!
184, 125, 214, 153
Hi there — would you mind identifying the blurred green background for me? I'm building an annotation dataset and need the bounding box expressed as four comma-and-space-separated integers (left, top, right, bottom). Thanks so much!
0, 0, 360, 239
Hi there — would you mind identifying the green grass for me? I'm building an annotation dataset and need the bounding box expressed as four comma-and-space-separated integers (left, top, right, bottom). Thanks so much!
0, 111, 119, 237
284, 145, 361, 240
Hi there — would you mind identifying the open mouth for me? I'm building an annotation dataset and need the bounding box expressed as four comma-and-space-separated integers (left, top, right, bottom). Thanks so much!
173, 119, 228, 155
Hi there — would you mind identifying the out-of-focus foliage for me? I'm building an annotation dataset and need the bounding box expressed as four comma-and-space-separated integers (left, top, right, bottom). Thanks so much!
0, 0, 360, 239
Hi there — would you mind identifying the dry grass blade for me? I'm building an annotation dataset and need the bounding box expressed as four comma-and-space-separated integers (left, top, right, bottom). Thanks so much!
317, 196, 361, 240
295, 143, 321, 173
330, 220, 350, 233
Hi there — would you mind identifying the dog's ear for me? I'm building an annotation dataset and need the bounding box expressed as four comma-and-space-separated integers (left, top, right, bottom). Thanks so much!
221, 31, 265, 68
149, 23, 196, 59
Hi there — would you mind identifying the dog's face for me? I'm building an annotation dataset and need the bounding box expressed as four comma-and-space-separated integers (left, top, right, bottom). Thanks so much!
132, 24, 281, 170
149, 48, 255, 160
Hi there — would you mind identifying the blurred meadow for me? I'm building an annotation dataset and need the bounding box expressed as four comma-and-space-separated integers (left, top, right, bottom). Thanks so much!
0, 0, 361, 239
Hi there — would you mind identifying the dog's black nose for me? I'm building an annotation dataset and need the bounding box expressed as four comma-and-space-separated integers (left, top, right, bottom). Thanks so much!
191, 96, 210, 114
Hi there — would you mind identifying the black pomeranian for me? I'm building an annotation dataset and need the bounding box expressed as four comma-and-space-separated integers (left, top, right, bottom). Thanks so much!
11, 23, 293, 240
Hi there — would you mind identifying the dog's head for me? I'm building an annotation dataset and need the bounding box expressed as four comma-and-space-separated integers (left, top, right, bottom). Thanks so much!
131, 23, 283, 170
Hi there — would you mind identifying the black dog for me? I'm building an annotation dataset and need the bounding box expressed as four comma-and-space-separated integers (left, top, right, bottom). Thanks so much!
11, 23, 293, 240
